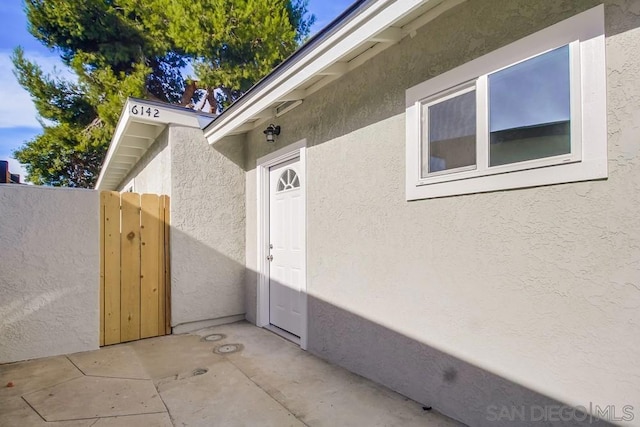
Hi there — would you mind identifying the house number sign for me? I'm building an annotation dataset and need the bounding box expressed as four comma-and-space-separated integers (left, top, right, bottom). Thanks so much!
131, 105, 160, 118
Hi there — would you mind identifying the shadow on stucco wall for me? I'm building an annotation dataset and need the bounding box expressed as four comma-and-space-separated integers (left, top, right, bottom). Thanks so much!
170, 226, 246, 328
167, 222, 615, 427
604, 1, 640, 37
172, 219, 622, 426
213, 136, 246, 171
306, 293, 619, 427
224, 240, 621, 425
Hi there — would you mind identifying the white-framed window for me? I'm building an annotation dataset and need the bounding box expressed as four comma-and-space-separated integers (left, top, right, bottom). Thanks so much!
405, 5, 606, 200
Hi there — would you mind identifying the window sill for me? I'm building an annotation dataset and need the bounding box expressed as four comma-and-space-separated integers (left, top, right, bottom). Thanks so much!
406, 157, 607, 200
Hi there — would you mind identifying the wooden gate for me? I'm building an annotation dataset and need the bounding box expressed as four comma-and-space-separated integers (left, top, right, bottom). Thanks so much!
99, 191, 170, 346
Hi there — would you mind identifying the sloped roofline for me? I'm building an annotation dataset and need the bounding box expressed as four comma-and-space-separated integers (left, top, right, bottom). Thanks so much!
202, 0, 371, 131
95, 97, 215, 190
203, 0, 465, 145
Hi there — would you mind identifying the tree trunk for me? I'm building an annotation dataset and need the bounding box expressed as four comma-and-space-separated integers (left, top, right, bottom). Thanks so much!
180, 80, 198, 106
206, 88, 218, 113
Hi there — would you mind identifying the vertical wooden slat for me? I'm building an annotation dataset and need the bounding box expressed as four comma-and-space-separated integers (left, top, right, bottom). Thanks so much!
140, 194, 160, 338
120, 192, 141, 342
157, 196, 166, 336
103, 191, 121, 345
99, 193, 106, 346
162, 195, 171, 335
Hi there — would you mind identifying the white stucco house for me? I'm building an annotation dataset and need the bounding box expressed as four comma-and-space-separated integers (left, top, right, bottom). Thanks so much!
95, 0, 640, 425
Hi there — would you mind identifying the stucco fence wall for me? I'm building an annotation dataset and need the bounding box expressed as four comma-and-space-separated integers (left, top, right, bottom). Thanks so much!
0, 185, 99, 363
243, 0, 640, 425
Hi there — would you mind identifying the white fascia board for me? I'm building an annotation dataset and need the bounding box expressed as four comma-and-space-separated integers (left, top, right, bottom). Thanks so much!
205, 0, 430, 145
95, 102, 133, 190
125, 99, 207, 128
96, 98, 211, 190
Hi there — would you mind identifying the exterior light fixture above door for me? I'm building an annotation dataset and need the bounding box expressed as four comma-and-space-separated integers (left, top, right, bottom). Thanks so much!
263, 124, 281, 143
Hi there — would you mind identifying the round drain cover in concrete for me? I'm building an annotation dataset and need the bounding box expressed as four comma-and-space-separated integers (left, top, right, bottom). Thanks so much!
192, 368, 208, 376
202, 333, 226, 342
214, 343, 243, 354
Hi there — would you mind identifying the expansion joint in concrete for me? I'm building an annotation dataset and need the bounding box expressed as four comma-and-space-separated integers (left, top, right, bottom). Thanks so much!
65, 355, 87, 376
224, 356, 311, 427
154, 382, 176, 427
83, 374, 151, 381
20, 396, 47, 422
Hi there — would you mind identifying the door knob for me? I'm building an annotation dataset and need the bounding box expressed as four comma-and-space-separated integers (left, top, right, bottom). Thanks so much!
267, 255, 273, 262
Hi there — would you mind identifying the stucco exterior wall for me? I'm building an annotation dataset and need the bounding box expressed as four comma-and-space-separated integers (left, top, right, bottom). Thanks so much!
243, 1, 640, 425
116, 127, 171, 195
170, 126, 246, 330
0, 186, 99, 363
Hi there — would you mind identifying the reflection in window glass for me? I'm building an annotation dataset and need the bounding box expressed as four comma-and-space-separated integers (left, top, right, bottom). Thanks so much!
423, 90, 476, 176
489, 45, 571, 167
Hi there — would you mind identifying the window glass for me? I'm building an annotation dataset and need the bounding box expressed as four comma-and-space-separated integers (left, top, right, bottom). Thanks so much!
489, 45, 571, 167
423, 90, 476, 176
277, 169, 300, 192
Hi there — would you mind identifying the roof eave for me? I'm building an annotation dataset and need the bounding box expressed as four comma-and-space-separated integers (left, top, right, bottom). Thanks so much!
204, 0, 465, 146
95, 98, 215, 191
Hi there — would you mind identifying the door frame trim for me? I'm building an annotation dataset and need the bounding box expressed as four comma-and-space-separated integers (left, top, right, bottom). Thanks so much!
256, 139, 308, 349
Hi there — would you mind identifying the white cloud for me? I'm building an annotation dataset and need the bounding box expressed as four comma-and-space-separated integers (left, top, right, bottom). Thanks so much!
0, 53, 39, 128
0, 50, 75, 129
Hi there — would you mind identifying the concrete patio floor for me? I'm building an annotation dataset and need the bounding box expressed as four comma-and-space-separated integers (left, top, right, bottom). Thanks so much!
0, 321, 463, 426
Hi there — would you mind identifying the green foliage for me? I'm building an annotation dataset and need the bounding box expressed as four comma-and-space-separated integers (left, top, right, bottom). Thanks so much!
14, 0, 314, 187
12, 48, 96, 127
25, 0, 157, 71
152, 0, 314, 105
13, 122, 107, 187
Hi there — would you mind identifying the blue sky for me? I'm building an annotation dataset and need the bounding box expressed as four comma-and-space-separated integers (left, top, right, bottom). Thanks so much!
0, 0, 354, 182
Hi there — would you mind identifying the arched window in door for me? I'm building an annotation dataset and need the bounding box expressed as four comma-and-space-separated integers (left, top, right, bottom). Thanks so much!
276, 169, 300, 192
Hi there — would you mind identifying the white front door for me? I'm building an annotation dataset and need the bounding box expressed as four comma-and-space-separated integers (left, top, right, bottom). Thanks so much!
268, 158, 304, 337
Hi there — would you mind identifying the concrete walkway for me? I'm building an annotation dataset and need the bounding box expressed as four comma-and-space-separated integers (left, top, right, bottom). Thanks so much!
0, 321, 462, 426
